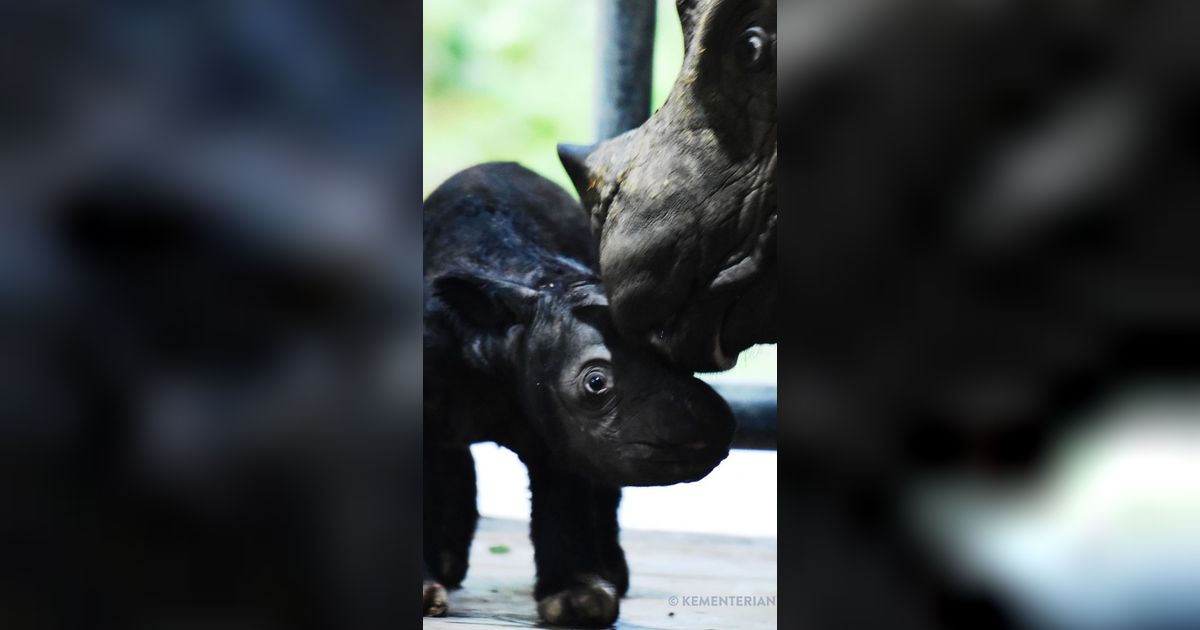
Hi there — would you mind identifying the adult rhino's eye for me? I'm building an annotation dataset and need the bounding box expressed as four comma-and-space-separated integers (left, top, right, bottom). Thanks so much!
583, 368, 611, 396
736, 26, 771, 71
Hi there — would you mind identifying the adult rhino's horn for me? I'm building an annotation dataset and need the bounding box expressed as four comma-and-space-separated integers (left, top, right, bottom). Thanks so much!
557, 142, 598, 200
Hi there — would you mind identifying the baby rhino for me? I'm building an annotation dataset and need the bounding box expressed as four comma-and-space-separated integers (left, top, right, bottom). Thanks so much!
423, 163, 735, 627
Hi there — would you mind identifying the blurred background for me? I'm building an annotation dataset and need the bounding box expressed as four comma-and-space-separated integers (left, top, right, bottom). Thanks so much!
776, 1, 1200, 629
423, 0, 679, 196
0, 2, 423, 628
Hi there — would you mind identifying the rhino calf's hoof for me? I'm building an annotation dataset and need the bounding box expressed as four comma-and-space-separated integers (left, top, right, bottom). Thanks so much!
536, 576, 619, 628
423, 579, 448, 617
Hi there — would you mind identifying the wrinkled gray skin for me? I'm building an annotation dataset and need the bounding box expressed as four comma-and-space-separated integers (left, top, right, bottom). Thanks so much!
560, 0, 776, 373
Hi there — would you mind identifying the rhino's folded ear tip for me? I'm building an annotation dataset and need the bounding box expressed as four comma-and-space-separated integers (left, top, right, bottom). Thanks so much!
433, 272, 540, 330
557, 142, 596, 198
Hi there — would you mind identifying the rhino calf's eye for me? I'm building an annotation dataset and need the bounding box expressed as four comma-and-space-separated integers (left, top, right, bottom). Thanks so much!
736, 26, 771, 71
584, 369, 611, 396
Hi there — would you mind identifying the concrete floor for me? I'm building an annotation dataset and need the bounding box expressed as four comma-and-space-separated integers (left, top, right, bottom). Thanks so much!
424, 517, 777, 629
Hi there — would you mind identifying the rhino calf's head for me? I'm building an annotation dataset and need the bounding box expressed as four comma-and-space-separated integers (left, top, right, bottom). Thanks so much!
561, 0, 776, 373
433, 272, 735, 487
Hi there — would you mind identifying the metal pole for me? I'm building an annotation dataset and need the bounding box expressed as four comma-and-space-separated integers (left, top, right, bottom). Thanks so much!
708, 381, 778, 451
596, 0, 656, 141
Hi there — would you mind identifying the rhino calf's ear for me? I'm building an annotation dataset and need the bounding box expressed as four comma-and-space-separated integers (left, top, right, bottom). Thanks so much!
433, 273, 539, 331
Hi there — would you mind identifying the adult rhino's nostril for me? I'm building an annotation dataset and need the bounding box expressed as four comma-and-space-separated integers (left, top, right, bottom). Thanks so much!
683, 441, 707, 450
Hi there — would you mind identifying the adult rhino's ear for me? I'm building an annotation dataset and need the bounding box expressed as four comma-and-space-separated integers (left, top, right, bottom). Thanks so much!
433, 273, 539, 331
557, 143, 596, 202
557, 137, 627, 229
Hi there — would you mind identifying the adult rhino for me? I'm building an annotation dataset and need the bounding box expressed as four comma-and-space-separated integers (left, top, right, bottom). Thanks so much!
559, 0, 776, 373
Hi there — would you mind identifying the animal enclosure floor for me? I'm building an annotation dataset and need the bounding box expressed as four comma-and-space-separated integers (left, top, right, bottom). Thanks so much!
423, 517, 777, 630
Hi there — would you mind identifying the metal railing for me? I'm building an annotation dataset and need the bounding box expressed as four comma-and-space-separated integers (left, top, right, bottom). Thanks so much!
596, 0, 657, 140
707, 380, 777, 450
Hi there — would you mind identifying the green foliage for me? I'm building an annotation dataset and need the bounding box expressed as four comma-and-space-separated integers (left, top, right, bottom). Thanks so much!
423, 0, 684, 197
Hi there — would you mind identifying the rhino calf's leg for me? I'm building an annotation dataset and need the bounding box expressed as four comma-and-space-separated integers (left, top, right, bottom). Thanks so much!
423, 442, 477, 615
593, 485, 629, 597
432, 446, 478, 588
527, 459, 622, 627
